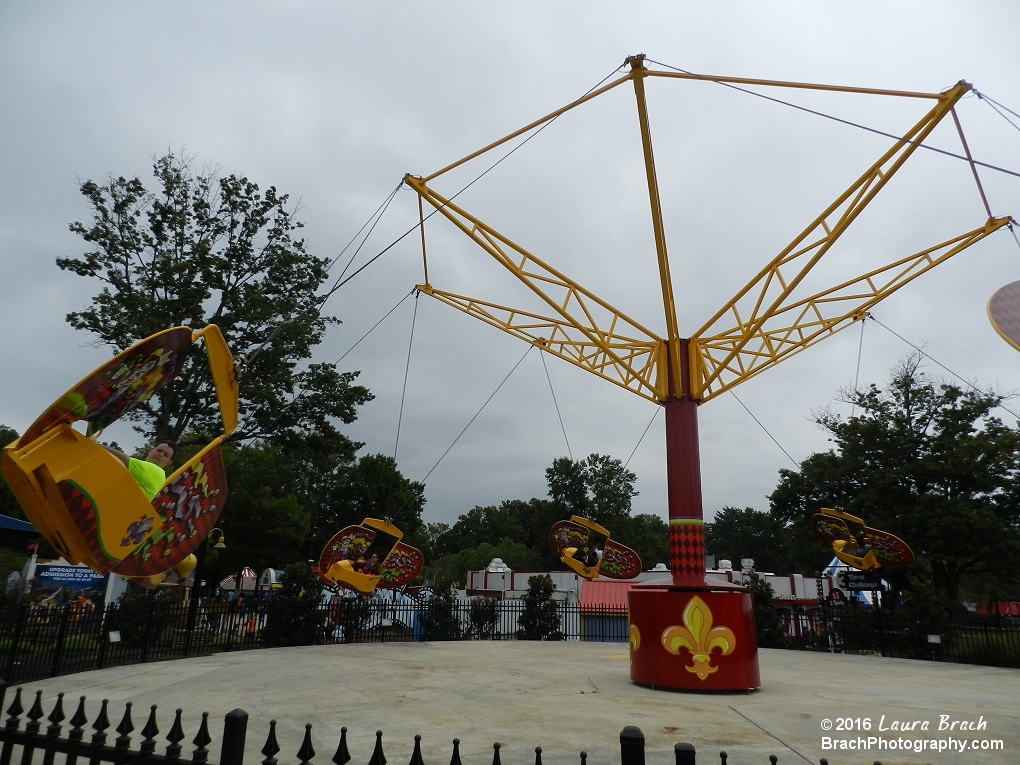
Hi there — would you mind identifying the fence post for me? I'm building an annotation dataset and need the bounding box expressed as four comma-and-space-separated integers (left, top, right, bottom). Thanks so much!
96, 604, 113, 670
620, 726, 644, 765
140, 601, 156, 664
673, 742, 695, 765
50, 605, 70, 678
875, 600, 886, 658
220, 709, 248, 765
5, 607, 26, 681
225, 600, 236, 652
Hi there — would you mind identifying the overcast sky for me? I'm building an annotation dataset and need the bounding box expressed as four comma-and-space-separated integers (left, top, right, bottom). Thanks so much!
2, 2, 1019, 543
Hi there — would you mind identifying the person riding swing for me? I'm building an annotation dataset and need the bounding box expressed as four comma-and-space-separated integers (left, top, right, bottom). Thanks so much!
90, 433, 175, 501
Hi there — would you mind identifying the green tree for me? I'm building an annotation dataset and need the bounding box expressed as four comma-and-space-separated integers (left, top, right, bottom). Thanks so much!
61, 150, 371, 447
205, 442, 312, 585
468, 596, 499, 639
262, 561, 328, 646
316, 453, 426, 550
545, 454, 665, 569
0, 425, 25, 520
418, 586, 462, 641
517, 574, 563, 640
434, 504, 528, 557
427, 538, 539, 589
546, 454, 637, 528
705, 507, 797, 573
429, 456, 667, 575
745, 571, 785, 647
501, 498, 562, 570
770, 356, 1020, 600
622, 513, 670, 572
0, 549, 29, 609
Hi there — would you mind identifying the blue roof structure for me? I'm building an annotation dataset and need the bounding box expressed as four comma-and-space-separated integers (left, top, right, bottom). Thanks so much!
0, 514, 35, 532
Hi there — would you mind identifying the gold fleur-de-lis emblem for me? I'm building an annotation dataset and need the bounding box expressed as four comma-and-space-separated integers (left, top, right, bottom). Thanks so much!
660, 595, 736, 680
629, 624, 640, 652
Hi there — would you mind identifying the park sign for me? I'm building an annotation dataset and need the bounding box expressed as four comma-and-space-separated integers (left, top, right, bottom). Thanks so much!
838, 571, 884, 591
34, 563, 107, 594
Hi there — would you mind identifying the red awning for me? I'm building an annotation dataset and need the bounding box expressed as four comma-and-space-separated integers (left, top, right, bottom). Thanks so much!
579, 579, 635, 610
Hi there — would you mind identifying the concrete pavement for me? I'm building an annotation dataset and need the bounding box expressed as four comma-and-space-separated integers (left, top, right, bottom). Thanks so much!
9, 643, 1019, 765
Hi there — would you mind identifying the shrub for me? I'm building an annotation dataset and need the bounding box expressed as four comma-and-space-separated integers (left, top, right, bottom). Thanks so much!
0, 638, 34, 654
418, 587, 462, 641
260, 563, 328, 647
746, 571, 785, 648
61, 634, 101, 652
517, 575, 562, 641
469, 596, 498, 639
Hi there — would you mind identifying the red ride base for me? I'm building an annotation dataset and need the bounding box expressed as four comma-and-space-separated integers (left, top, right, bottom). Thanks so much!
628, 583, 761, 691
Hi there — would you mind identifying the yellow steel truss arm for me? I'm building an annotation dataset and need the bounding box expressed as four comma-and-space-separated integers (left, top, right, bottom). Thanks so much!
417, 284, 666, 402
405, 175, 668, 402
692, 216, 1011, 402
692, 81, 974, 397
405, 63, 1011, 411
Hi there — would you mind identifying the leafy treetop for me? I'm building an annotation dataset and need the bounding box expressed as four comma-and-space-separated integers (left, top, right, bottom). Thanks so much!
61, 151, 370, 447
769, 355, 1020, 600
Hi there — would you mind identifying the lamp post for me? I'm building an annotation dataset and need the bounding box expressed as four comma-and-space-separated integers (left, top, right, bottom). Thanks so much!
183, 528, 225, 655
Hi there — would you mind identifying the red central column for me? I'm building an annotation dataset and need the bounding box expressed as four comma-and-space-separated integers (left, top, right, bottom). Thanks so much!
627, 338, 760, 691
664, 396, 706, 584
664, 337, 707, 584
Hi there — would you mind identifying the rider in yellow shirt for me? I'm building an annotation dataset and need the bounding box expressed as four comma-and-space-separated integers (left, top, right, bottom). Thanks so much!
90, 435, 175, 501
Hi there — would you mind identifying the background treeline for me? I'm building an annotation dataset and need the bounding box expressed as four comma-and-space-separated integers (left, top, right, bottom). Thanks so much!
705, 356, 1020, 605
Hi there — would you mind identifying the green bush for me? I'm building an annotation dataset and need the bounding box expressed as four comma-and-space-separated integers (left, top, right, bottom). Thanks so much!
0, 638, 34, 654
419, 587, 462, 641
945, 629, 1020, 669
517, 575, 562, 641
469, 596, 498, 639
746, 571, 785, 648
260, 563, 329, 647
60, 635, 100, 652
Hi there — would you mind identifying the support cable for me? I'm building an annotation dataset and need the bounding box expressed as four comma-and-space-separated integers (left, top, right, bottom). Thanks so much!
645, 58, 1020, 181
951, 107, 994, 218
421, 345, 534, 483
394, 291, 420, 460
729, 391, 799, 467
330, 182, 405, 283
241, 181, 403, 370
973, 89, 1020, 134
224, 288, 417, 464
851, 316, 867, 419
624, 406, 661, 470
867, 313, 1020, 420
540, 351, 572, 460
231, 65, 623, 465
316, 64, 625, 309
1009, 221, 1020, 254
418, 194, 429, 284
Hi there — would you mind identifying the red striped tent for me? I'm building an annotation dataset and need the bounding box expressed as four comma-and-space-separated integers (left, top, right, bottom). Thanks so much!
219, 566, 258, 592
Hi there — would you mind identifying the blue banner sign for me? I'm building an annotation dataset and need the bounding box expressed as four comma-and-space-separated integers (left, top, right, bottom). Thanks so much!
35, 564, 106, 590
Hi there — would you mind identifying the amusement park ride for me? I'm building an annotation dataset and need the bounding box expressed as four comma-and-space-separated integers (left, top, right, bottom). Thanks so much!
811, 507, 915, 572
402, 55, 1013, 690
318, 517, 424, 594
0, 326, 238, 587
1, 54, 1015, 694
548, 516, 642, 580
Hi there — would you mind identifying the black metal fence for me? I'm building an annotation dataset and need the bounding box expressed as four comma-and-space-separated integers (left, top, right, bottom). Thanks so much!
0, 680, 850, 765
2, 596, 1018, 686
0, 598, 629, 684
780, 605, 1020, 668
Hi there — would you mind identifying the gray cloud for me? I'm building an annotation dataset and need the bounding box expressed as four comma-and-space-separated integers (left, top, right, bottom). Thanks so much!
2, 1, 1019, 532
